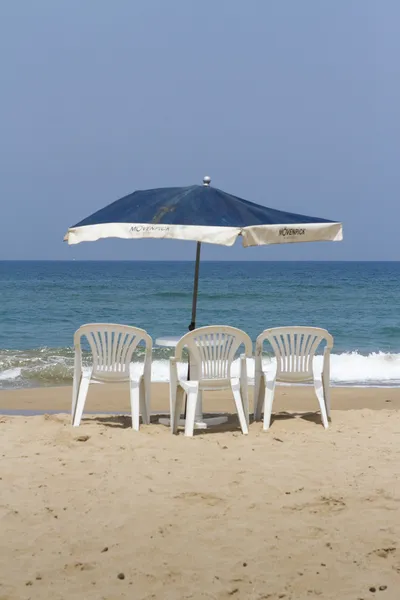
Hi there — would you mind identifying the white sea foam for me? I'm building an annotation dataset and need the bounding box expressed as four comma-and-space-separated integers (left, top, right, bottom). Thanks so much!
136, 352, 400, 387
0, 368, 22, 382
0, 352, 400, 388
323, 351, 400, 385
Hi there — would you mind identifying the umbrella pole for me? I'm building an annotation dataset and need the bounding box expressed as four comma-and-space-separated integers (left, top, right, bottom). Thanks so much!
183, 242, 201, 419
189, 241, 201, 332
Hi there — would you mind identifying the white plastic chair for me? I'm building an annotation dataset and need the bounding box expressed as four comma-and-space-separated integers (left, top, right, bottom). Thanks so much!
254, 326, 333, 429
72, 324, 152, 430
170, 326, 253, 437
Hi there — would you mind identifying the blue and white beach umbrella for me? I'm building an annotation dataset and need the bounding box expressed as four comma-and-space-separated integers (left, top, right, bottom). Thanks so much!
65, 177, 343, 328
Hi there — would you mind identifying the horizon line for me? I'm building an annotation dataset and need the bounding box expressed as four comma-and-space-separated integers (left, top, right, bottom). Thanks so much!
1, 259, 399, 263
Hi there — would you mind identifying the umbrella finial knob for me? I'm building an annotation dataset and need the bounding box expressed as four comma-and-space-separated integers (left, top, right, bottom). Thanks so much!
203, 175, 211, 186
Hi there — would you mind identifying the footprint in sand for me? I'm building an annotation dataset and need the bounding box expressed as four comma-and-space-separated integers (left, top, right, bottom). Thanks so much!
174, 491, 226, 507
284, 496, 346, 514
64, 562, 96, 574
369, 547, 396, 559
367, 547, 400, 574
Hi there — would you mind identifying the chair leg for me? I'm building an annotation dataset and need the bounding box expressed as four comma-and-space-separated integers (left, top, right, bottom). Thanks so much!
241, 383, 250, 427
172, 386, 184, 434
71, 374, 81, 424
129, 380, 140, 431
254, 372, 265, 422
322, 374, 331, 419
240, 372, 249, 426
184, 385, 199, 437
196, 390, 203, 422
314, 378, 329, 429
262, 378, 276, 430
231, 379, 249, 435
72, 373, 91, 426
139, 377, 150, 425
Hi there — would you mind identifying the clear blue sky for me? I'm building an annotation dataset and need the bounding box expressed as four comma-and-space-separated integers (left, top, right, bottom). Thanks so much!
0, 0, 398, 261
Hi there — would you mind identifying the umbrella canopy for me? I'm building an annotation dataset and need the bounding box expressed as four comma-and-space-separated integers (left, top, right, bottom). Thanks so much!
64, 177, 343, 329
64, 177, 342, 247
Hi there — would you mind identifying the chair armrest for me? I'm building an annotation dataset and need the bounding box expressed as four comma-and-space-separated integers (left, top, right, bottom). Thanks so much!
170, 357, 178, 381
255, 332, 267, 357
322, 347, 331, 379
73, 342, 82, 380
254, 343, 263, 375
143, 348, 152, 383
240, 353, 248, 378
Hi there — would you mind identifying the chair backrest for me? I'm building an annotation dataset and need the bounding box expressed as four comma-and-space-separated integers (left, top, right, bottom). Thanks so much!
74, 323, 152, 382
174, 326, 252, 381
256, 326, 333, 382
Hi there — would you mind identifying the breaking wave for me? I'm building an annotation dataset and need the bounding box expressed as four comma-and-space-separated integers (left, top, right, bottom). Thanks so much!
0, 347, 400, 389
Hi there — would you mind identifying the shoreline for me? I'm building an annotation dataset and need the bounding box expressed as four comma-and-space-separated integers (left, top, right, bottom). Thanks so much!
1, 382, 400, 414
3, 381, 400, 390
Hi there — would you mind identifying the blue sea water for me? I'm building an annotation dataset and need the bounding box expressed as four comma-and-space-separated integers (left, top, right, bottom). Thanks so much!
0, 260, 399, 388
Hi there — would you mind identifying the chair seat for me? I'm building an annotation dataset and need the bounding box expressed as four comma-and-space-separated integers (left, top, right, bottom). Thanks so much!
89, 363, 145, 384
178, 377, 233, 392
275, 373, 314, 384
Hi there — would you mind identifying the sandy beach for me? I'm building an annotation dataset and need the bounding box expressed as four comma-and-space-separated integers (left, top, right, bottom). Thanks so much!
1, 384, 400, 600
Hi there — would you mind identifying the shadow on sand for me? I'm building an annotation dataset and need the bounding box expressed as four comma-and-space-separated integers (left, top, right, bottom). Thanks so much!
84, 410, 325, 432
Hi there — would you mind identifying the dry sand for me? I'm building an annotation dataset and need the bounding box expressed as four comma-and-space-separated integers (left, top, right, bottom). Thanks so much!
1, 384, 400, 599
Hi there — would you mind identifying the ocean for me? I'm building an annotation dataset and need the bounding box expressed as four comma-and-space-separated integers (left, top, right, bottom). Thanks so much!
0, 260, 399, 389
